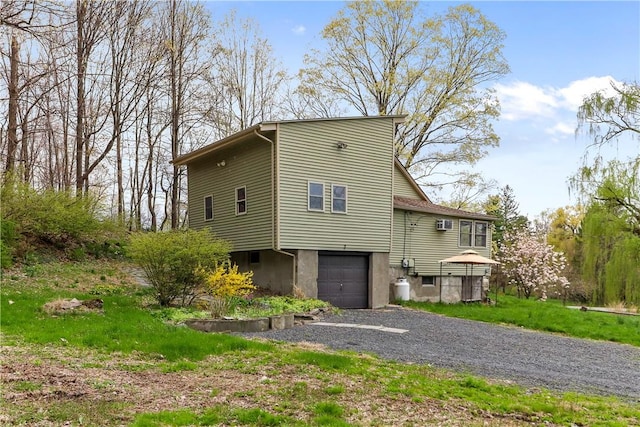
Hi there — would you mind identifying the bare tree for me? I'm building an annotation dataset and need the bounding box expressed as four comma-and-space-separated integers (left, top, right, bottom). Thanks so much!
298, 1, 509, 192
162, 0, 211, 229
2, 25, 61, 182
74, 0, 111, 194
1, 0, 64, 34
209, 11, 287, 135
4, 33, 19, 174
105, 0, 156, 220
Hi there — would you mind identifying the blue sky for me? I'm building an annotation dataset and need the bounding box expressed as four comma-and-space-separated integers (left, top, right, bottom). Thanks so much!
204, 1, 640, 218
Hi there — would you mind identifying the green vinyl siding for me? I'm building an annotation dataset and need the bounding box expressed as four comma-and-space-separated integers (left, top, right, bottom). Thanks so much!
277, 118, 395, 252
393, 165, 424, 199
187, 137, 272, 251
390, 209, 493, 276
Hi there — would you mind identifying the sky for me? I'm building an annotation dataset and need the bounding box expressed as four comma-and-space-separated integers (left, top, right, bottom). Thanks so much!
204, 1, 640, 218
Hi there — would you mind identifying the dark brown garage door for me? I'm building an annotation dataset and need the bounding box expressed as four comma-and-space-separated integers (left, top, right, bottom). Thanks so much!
318, 253, 369, 309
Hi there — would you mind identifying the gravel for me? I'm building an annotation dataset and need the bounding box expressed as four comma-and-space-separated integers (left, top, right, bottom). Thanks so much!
239, 306, 640, 401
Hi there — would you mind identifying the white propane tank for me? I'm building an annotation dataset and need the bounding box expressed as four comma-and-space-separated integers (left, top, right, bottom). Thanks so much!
394, 277, 410, 301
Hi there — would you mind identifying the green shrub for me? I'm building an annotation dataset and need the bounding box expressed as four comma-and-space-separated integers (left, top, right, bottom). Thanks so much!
0, 179, 125, 261
1, 219, 17, 268
128, 229, 231, 306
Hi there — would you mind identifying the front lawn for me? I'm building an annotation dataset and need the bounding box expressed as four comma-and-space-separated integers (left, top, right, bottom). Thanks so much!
2, 259, 639, 426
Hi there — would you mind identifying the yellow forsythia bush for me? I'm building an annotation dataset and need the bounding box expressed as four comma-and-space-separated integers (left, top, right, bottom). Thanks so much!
202, 262, 255, 299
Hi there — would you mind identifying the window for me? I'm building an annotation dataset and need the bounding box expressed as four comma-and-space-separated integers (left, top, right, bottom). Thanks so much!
331, 184, 347, 213
459, 220, 488, 247
249, 251, 260, 264
236, 186, 246, 215
204, 195, 213, 221
475, 221, 488, 247
422, 276, 435, 286
460, 220, 473, 246
308, 182, 324, 211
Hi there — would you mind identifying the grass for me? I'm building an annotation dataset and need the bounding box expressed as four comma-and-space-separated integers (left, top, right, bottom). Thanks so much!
1, 258, 639, 426
1, 261, 273, 361
401, 294, 640, 347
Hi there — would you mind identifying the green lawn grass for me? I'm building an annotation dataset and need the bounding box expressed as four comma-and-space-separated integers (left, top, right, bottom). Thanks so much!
2, 259, 639, 426
1, 261, 273, 361
401, 294, 640, 346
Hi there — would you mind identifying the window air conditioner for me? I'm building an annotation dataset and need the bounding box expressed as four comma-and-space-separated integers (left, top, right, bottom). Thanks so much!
436, 219, 453, 231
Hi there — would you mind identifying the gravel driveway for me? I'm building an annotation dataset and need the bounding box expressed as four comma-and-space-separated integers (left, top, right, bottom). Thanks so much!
240, 306, 640, 401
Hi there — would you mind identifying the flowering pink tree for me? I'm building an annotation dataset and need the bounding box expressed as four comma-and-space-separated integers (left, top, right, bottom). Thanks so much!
498, 228, 570, 299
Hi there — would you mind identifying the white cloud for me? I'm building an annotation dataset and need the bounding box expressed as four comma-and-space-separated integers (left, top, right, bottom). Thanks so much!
494, 81, 558, 121
545, 121, 575, 136
556, 76, 621, 110
291, 25, 306, 35
495, 76, 624, 123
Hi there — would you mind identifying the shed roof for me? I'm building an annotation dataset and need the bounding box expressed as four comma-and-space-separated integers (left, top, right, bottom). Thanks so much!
393, 196, 497, 221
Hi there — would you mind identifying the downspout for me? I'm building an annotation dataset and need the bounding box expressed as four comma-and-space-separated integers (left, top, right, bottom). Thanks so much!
253, 127, 297, 291
439, 262, 443, 302
253, 129, 276, 249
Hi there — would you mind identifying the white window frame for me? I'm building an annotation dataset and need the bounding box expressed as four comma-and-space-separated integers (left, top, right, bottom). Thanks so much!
474, 221, 488, 248
331, 184, 348, 214
204, 195, 213, 221
308, 181, 325, 212
235, 186, 247, 216
459, 220, 488, 248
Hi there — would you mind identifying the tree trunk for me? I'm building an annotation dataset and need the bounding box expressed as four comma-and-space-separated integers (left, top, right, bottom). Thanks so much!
169, 0, 180, 229
5, 34, 19, 175
75, 0, 86, 195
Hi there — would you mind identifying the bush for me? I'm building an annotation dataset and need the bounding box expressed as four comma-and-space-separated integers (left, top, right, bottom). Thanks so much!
1, 219, 17, 268
201, 262, 255, 318
128, 229, 231, 306
1, 178, 125, 262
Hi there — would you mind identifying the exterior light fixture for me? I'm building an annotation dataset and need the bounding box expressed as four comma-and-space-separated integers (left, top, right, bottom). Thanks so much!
216, 160, 226, 167
336, 141, 348, 149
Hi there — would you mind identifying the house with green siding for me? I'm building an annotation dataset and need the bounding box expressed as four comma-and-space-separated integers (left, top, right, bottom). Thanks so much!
174, 116, 496, 308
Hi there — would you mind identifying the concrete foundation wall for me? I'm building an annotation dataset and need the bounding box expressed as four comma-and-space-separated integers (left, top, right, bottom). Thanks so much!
294, 249, 318, 298
231, 250, 294, 295
388, 267, 487, 304
389, 267, 441, 302
370, 252, 390, 308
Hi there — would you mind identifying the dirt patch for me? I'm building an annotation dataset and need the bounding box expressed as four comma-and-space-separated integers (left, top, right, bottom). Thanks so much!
0, 341, 536, 426
42, 298, 104, 315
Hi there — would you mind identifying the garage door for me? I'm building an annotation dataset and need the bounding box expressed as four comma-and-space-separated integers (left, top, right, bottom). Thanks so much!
318, 253, 369, 309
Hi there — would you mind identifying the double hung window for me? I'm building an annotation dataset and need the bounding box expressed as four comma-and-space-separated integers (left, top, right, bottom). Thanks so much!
459, 220, 488, 247
204, 195, 213, 221
236, 187, 247, 215
308, 182, 324, 211
331, 184, 347, 213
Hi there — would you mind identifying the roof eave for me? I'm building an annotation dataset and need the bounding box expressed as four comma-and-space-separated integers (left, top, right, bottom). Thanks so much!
394, 158, 431, 202
172, 123, 264, 166
393, 201, 497, 221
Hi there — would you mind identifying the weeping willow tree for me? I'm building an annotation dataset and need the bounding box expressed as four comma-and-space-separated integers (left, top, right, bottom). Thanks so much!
576, 161, 640, 305
574, 81, 640, 305
581, 205, 640, 305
